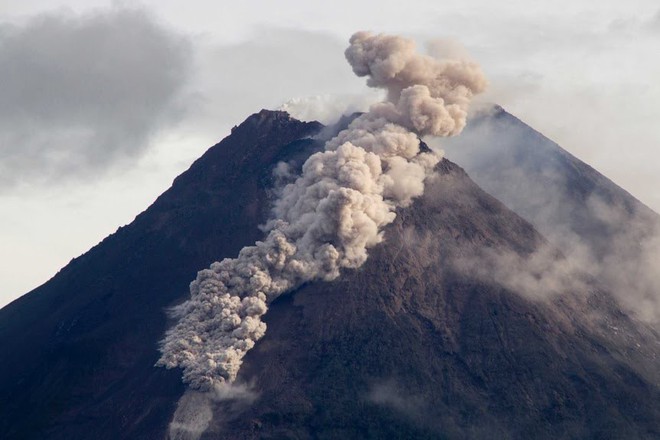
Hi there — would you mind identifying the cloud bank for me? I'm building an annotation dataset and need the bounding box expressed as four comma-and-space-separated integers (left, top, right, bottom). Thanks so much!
0, 6, 191, 189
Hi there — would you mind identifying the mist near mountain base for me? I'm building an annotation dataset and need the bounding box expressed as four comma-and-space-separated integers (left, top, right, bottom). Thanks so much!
168, 383, 256, 440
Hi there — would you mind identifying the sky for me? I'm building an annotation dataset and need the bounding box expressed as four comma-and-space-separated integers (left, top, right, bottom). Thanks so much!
0, 0, 658, 307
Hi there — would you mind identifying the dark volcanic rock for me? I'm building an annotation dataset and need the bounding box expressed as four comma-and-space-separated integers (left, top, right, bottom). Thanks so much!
0, 109, 658, 439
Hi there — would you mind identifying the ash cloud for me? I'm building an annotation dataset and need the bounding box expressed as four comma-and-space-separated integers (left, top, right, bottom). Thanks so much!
0, 6, 191, 190
168, 390, 213, 440
157, 31, 486, 390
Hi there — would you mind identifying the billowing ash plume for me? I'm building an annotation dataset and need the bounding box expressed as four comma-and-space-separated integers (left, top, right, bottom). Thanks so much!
157, 31, 487, 390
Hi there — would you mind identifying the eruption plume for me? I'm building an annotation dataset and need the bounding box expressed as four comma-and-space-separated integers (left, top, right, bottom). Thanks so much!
156, 31, 487, 390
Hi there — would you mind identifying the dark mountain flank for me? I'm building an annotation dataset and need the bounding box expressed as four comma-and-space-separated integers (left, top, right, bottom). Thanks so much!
1, 110, 659, 439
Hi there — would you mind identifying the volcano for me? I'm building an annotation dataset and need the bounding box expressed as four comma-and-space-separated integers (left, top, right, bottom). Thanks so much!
0, 108, 659, 439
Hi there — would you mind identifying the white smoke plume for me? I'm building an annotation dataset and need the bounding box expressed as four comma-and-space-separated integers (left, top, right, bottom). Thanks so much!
278, 92, 382, 125
156, 31, 486, 390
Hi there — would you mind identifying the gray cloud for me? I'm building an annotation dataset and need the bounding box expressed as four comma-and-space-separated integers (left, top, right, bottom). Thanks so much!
0, 6, 192, 189
649, 10, 660, 31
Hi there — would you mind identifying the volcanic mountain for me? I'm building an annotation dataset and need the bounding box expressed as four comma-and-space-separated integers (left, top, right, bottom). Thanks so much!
1, 109, 659, 439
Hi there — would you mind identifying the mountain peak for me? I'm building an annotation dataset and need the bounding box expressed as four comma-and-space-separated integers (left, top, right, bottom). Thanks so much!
230, 109, 313, 135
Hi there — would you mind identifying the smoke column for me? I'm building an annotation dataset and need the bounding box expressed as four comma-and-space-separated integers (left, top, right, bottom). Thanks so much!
157, 31, 487, 390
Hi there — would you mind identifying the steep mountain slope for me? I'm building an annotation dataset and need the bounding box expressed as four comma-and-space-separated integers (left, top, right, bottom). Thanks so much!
0, 110, 658, 439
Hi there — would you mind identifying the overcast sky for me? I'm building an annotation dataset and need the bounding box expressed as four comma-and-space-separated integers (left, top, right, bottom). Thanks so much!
1, 0, 658, 307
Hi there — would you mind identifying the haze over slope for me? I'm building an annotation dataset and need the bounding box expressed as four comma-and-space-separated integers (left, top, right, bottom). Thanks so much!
443, 106, 660, 323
